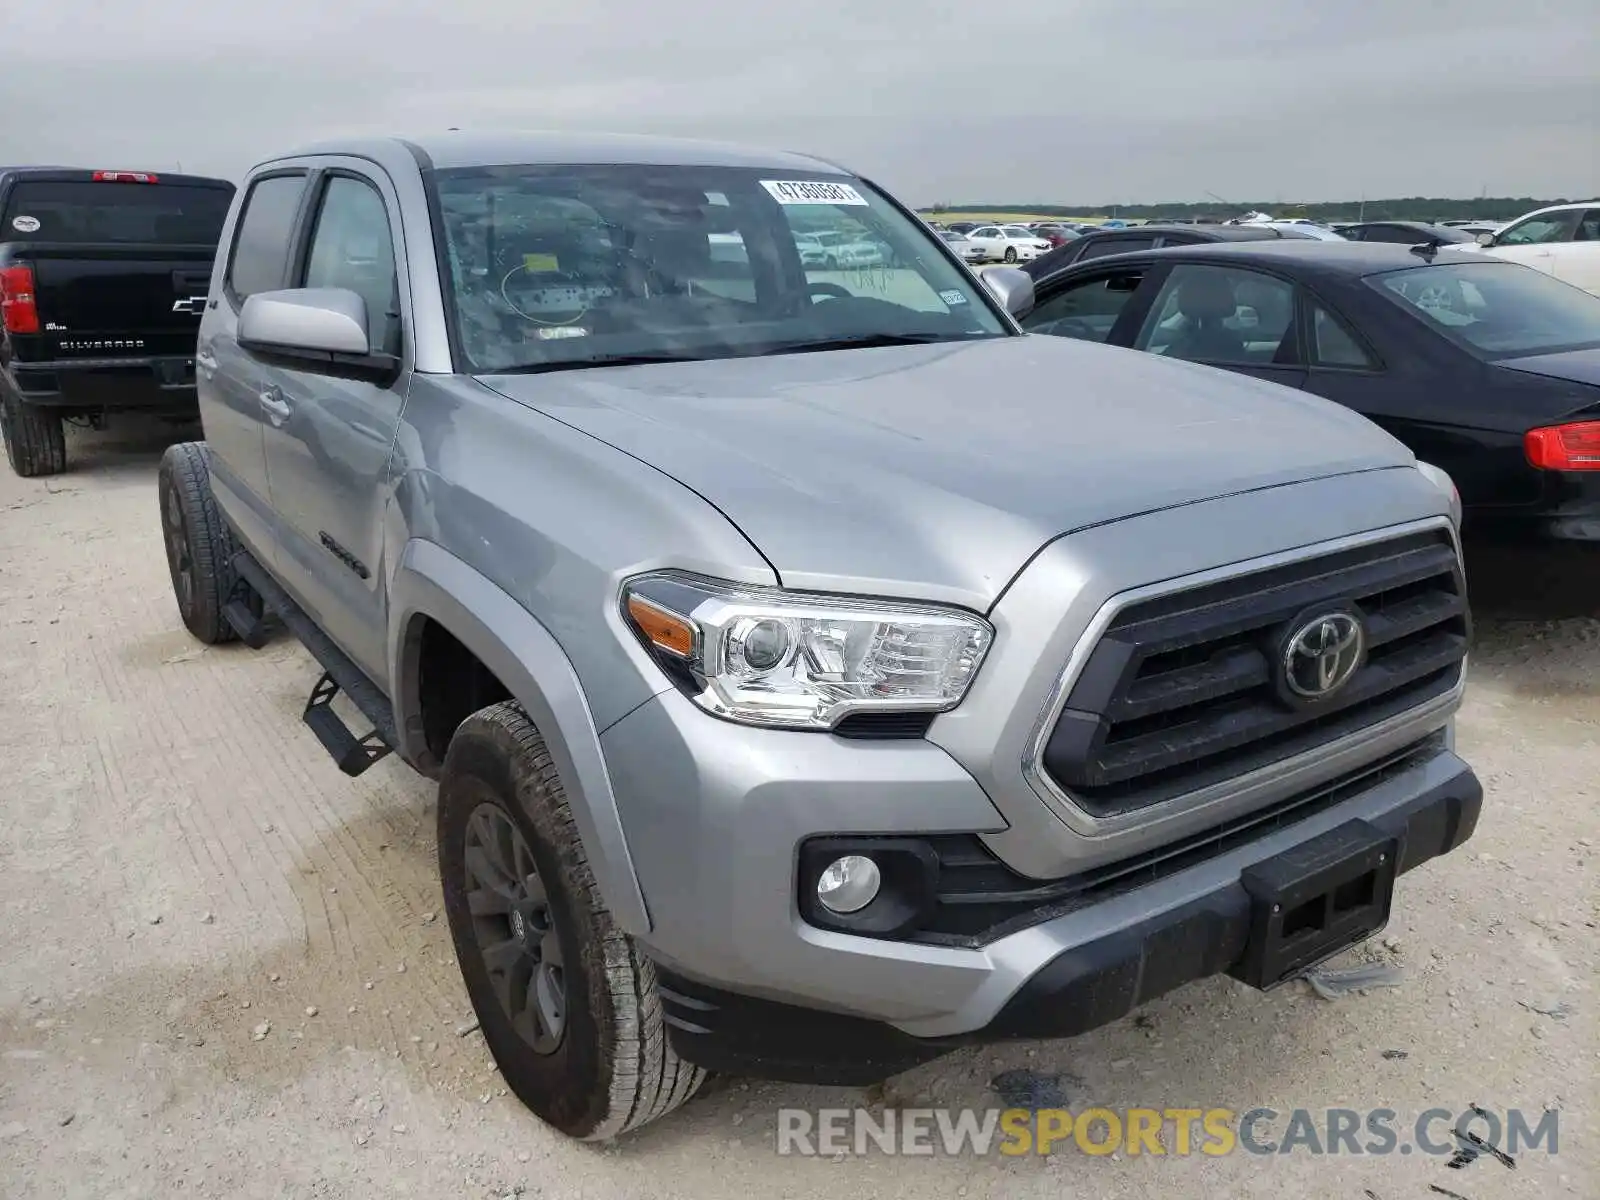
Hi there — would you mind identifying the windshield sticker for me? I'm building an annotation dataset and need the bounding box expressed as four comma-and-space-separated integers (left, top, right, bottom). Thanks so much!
760, 180, 869, 206
523, 253, 560, 273
939, 289, 969, 306
11, 215, 40, 233
535, 326, 588, 340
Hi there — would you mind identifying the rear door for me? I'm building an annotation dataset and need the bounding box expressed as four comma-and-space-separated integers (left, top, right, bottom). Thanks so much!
1127, 261, 1308, 390
258, 163, 410, 688
198, 170, 311, 566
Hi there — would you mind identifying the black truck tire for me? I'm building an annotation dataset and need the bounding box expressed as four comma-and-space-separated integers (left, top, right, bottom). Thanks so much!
0, 391, 67, 477
158, 441, 240, 645
438, 702, 706, 1140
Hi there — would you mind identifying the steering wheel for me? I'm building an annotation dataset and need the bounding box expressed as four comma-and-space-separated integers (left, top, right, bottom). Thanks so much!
808, 282, 853, 301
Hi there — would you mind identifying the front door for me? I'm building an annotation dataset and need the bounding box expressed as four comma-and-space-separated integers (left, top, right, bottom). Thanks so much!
1484, 209, 1579, 279
259, 165, 411, 689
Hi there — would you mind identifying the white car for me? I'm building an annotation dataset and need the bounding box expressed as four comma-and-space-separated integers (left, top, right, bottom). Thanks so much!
937, 229, 987, 264
964, 224, 1051, 263
1449, 202, 1600, 294
798, 230, 887, 269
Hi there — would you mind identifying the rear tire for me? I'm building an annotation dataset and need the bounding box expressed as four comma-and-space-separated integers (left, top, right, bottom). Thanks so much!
0, 391, 66, 477
158, 441, 240, 645
438, 702, 706, 1140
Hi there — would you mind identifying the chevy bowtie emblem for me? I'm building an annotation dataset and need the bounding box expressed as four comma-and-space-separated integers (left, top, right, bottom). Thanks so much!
172, 296, 208, 314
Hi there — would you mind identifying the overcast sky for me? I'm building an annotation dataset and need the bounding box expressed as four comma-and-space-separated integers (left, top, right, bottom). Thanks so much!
3, 0, 1596, 205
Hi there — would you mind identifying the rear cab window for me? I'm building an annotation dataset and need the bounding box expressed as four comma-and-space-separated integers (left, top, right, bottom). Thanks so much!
226, 174, 308, 303
1371, 261, 1600, 358
3, 178, 233, 245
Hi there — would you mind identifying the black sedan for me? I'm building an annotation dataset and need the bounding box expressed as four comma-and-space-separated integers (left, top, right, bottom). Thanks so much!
1015, 241, 1600, 546
1338, 221, 1478, 248
1021, 222, 1315, 283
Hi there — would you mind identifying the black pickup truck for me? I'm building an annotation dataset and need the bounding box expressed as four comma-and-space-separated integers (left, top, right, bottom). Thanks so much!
0, 167, 235, 476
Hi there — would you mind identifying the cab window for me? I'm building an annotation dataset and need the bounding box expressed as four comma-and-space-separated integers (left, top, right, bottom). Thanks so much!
1496, 211, 1578, 246
226, 174, 307, 302
302, 176, 399, 350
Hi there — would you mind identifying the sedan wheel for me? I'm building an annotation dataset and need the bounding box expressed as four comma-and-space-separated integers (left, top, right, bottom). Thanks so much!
1003, 247, 1018, 263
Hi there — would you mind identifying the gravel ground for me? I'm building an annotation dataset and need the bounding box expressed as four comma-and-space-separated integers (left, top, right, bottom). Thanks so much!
1, 419, 1594, 1199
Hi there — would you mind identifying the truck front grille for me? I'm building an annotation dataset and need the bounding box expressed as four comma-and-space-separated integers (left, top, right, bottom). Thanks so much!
1040, 529, 1467, 816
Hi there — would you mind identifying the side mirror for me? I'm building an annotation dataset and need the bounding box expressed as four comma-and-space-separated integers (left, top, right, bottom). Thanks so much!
1475, 231, 1495, 246
238, 288, 399, 382
980, 266, 1035, 318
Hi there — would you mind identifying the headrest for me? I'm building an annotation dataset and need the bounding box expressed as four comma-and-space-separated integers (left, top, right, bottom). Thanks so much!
640, 228, 711, 279
1177, 273, 1238, 322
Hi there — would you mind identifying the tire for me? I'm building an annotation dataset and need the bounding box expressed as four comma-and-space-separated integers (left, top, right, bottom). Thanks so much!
438, 702, 705, 1141
157, 441, 241, 645
1003, 246, 1018, 264
0, 390, 66, 477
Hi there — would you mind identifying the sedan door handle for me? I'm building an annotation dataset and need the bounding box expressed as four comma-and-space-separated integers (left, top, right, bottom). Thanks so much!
259, 387, 292, 424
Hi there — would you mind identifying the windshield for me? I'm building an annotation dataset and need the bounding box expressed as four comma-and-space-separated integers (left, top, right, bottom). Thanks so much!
431, 164, 1009, 373
1002, 226, 1034, 237
1372, 261, 1600, 358
2, 180, 233, 245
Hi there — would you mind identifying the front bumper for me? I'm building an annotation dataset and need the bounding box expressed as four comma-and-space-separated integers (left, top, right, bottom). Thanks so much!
602, 687, 1479, 1085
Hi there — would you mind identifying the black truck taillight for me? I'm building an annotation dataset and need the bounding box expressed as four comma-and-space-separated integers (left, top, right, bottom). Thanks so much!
0, 265, 39, 334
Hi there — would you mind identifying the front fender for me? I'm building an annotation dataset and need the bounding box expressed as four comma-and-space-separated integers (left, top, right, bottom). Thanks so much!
387, 538, 652, 935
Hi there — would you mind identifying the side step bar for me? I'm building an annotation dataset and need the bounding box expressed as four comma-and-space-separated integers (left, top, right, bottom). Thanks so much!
230, 551, 397, 778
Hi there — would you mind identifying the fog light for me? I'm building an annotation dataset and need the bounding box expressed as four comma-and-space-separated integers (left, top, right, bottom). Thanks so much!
816, 855, 881, 914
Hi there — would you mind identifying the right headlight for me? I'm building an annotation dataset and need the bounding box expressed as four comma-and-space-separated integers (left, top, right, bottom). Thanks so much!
620, 572, 994, 731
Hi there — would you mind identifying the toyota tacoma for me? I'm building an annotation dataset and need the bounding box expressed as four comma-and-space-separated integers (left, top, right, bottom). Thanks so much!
156, 132, 1480, 1141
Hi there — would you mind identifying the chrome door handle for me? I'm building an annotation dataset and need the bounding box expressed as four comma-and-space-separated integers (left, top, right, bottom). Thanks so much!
259, 388, 292, 423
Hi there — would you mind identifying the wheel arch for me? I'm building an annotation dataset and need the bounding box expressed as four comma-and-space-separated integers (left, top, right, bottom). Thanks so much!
389, 537, 652, 935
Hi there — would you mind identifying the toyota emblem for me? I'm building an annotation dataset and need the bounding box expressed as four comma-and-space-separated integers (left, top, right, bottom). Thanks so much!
1282, 611, 1365, 700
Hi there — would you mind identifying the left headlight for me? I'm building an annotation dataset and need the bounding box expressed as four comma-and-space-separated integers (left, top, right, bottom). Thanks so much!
1416, 460, 1462, 529
621, 572, 994, 730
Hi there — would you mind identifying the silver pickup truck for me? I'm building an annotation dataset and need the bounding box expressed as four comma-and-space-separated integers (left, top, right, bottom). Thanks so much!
157, 132, 1480, 1141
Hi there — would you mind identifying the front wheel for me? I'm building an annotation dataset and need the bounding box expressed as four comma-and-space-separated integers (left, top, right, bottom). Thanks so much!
0, 392, 66, 477
438, 702, 706, 1140
1003, 246, 1018, 264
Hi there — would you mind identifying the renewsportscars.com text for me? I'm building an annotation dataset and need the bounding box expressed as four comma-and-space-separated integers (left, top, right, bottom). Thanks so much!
776, 1106, 1559, 1158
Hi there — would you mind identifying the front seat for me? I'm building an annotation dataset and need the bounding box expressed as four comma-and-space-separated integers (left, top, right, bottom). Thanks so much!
1164, 274, 1245, 361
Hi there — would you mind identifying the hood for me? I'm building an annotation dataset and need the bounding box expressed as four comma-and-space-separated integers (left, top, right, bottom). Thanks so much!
1494, 347, 1600, 396
481, 336, 1414, 611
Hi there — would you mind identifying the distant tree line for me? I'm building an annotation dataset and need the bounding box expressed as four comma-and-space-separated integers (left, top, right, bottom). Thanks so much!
919, 197, 1583, 222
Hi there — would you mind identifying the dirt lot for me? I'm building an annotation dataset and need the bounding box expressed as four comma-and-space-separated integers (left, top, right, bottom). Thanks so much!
1, 420, 1594, 1199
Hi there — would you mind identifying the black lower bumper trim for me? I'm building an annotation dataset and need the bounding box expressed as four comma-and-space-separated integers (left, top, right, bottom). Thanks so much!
656, 761, 1481, 1084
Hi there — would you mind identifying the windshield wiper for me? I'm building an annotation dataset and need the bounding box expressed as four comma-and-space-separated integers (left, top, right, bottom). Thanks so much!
763, 332, 973, 354
495, 351, 711, 374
